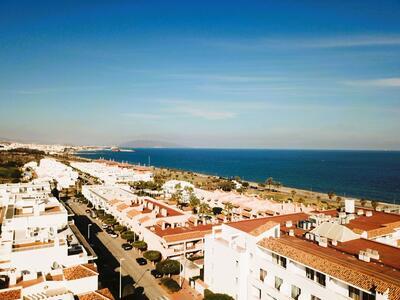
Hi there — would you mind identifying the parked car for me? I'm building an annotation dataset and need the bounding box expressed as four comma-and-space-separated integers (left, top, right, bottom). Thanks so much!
109, 232, 118, 238
150, 269, 162, 278
85, 209, 91, 214
102, 224, 110, 229
121, 243, 133, 250
105, 228, 114, 234
136, 258, 147, 265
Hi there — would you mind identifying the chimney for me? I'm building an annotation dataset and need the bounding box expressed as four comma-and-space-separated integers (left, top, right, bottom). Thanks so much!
345, 199, 355, 214
358, 250, 370, 262
331, 239, 337, 246
318, 237, 328, 247
285, 220, 293, 228
8, 270, 17, 286
357, 209, 364, 216
289, 229, 294, 237
366, 211, 373, 217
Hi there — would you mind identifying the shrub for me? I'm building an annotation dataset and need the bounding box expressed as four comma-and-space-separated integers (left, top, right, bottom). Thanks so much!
156, 259, 181, 276
121, 231, 136, 242
160, 278, 181, 292
114, 225, 127, 232
132, 240, 148, 251
212, 207, 223, 215
204, 289, 234, 300
143, 250, 162, 263
103, 217, 117, 226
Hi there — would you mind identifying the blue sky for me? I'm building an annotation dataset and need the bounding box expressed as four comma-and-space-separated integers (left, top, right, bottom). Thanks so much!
0, 0, 399, 149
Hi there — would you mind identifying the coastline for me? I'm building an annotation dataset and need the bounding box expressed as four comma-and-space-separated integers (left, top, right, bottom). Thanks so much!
70, 152, 400, 210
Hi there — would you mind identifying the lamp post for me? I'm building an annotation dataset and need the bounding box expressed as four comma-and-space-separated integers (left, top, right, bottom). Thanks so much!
87, 224, 92, 241
119, 258, 125, 299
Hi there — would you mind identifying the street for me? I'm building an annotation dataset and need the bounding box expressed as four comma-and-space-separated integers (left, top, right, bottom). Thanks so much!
67, 199, 170, 300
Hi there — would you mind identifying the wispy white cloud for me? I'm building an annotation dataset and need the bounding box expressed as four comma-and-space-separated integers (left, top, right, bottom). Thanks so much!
10, 86, 102, 95
344, 77, 400, 87
162, 100, 237, 120
199, 34, 400, 50
163, 73, 282, 83
121, 113, 164, 120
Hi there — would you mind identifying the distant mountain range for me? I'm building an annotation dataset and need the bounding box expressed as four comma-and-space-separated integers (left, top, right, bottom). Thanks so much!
119, 139, 184, 148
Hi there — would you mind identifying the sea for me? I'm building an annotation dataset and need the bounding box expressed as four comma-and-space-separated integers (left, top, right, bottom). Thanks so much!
76, 149, 400, 204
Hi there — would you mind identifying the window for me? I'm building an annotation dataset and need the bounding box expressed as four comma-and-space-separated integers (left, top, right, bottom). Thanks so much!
306, 267, 315, 280
311, 296, 321, 300
349, 286, 361, 300
275, 276, 283, 291
306, 268, 325, 287
362, 294, 376, 300
259, 268, 267, 282
316, 272, 326, 287
291, 285, 301, 300
272, 253, 287, 268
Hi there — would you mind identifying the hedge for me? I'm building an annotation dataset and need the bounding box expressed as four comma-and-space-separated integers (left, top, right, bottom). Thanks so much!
160, 278, 181, 292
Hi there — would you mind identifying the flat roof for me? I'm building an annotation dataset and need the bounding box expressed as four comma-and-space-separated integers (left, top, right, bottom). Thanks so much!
149, 223, 213, 243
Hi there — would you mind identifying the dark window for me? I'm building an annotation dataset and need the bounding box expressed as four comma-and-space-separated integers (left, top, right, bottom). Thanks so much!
306, 267, 315, 280
349, 286, 361, 300
291, 285, 301, 300
316, 272, 326, 287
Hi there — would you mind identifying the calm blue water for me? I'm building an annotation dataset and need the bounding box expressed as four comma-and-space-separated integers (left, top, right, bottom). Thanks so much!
76, 149, 400, 203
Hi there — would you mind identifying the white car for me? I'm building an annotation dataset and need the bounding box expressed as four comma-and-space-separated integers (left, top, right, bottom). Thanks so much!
109, 232, 118, 238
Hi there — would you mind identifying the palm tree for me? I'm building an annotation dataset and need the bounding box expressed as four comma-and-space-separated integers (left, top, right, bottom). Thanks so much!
198, 202, 211, 217
335, 196, 342, 205
360, 198, 367, 207
189, 194, 200, 213
274, 181, 282, 190
371, 200, 378, 210
290, 190, 297, 202
265, 177, 274, 191
224, 202, 234, 219
328, 192, 335, 200
316, 195, 321, 207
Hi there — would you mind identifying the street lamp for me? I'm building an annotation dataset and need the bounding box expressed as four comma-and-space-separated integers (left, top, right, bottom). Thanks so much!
119, 258, 125, 299
87, 224, 92, 241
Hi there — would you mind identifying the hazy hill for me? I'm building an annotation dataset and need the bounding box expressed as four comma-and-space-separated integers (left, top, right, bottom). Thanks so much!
119, 139, 184, 148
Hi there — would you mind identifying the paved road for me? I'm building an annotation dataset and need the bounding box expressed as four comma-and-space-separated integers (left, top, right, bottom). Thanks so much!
68, 199, 169, 300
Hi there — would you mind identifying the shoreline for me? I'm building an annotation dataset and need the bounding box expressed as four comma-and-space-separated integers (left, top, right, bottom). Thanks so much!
70, 152, 400, 210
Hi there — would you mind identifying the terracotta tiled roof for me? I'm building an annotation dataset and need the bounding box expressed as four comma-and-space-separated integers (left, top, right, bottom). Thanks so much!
258, 236, 400, 300
126, 209, 141, 219
0, 288, 21, 300
63, 264, 98, 280
138, 215, 151, 224
79, 288, 115, 300
227, 212, 308, 233
116, 203, 129, 212
150, 224, 213, 243
249, 221, 279, 237
108, 199, 122, 206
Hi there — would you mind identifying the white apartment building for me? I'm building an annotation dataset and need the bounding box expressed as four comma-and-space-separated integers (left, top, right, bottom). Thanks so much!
0, 182, 99, 299
204, 212, 400, 300
162, 180, 195, 203
71, 161, 153, 184
32, 159, 78, 190
195, 188, 314, 221
82, 185, 212, 260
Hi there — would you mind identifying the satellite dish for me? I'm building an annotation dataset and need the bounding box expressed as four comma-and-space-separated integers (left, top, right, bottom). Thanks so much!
51, 261, 59, 270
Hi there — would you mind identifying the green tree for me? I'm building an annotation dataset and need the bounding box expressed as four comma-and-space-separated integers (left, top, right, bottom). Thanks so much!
198, 202, 211, 217
360, 198, 367, 207
327, 192, 335, 200
204, 289, 234, 300
290, 190, 297, 202
160, 278, 181, 292
371, 200, 379, 210
156, 259, 182, 276
335, 196, 342, 205
114, 225, 127, 232
265, 177, 274, 191
212, 207, 223, 215
143, 250, 162, 263
224, 202, 234, 219
132, 240, 148, 251
121, 231, 136, 242
189, 193, 200, 212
